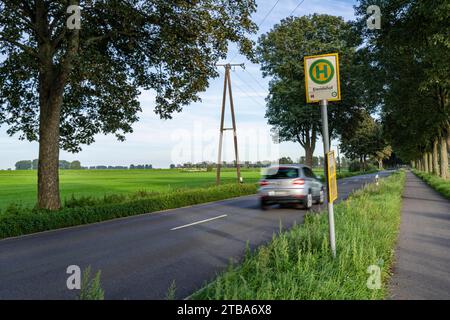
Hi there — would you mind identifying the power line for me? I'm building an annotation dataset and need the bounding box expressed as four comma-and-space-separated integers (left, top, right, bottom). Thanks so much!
288, 0, 306, 17
232, 70, 266, 99
243, 68, 268, 92
232, 80, 266, 109
229, 0, 281, 63
256, 0, 281, 29
218, 69, 266, 109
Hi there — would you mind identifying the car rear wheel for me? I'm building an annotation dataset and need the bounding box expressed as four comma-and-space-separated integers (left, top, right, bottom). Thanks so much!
260, 199, 269, 210
305, 192, 313, 210
317, 189, 325, 204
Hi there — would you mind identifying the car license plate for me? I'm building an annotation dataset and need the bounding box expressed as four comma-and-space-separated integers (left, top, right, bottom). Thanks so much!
269, 191, 287, 196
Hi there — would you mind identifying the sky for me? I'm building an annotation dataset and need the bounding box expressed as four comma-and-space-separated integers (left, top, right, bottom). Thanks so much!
0, 0, 357, 169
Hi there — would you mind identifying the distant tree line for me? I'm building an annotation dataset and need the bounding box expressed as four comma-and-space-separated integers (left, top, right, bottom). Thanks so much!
168, 158, 353, 170
15, 159, 82, 170
169, 160, 275, 170
14, 160, 153, 170
279, 156, 351, 169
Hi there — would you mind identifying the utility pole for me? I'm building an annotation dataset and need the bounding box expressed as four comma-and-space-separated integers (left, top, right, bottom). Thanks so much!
216, 63, 244, 185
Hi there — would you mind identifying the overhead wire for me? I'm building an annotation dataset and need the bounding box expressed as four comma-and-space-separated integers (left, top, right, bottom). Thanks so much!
288, 0, 306, 17
229, 0, 281, 63
216, 68, 266, 109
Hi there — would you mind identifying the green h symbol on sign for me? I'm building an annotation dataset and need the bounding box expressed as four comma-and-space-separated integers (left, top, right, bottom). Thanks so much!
309, 59, 335, 85
316, 64, 328, 80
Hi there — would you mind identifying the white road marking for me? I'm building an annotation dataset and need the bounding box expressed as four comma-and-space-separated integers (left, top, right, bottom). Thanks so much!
170, 214, 228, 231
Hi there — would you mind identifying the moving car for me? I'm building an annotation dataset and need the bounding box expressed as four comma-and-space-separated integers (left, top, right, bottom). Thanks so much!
258, 164, 325, 210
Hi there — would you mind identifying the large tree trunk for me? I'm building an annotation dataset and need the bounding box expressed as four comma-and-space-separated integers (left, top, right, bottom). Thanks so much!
432, 140, 439, 175
447, 130, 450, 152
428, 152, 433, 174
35, 5, 79, 210
38, 91, 62, 210
36, 33, 62, 210
423, 153, 429, 173
440, 136, 449, 179
298, 127, 316, 168
304, 145, 314, 168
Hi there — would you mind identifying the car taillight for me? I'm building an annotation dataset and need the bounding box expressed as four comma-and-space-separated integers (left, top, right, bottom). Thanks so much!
259, 180, 269, 186
292, 178, 305, 185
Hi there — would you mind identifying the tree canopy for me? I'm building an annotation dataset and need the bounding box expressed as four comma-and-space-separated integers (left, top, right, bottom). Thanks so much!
0, 0, 258, 209
257, 14, 364, 167
354, 0, 449, 177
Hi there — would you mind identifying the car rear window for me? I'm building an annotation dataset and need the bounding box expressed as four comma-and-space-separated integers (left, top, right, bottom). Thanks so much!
262, 167, 299, 179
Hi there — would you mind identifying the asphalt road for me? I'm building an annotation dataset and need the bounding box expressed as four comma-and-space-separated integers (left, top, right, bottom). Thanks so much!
0, 170, 393, 300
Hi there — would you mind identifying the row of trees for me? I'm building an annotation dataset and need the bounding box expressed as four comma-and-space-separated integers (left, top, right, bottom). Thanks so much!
14, 161, 154, 170
354, 1, 449, 178
15, 160, 81, 170
170, 160, 274, 169
279, 156, 352, 168
258, 4, 446, 173
257, 13, 393, 170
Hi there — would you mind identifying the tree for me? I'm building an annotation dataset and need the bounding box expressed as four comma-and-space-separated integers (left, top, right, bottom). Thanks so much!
354, 0, 449, 178
70, 160, 81, 170
278, 156, 293, 164
0, 1, 257, 209
340, 112, 386, 170
374, 145, 392, 170
15, 160, 32, 170
257, 14, 362, 167
59, 160, 71, 169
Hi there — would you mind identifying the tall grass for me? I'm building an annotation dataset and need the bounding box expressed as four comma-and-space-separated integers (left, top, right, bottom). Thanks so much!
192, 171, 405, 300
413, 170, 450, 199
78, 266, 104, 300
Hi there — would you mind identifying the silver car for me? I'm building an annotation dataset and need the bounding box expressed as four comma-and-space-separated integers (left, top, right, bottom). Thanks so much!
258, 164, 325, 210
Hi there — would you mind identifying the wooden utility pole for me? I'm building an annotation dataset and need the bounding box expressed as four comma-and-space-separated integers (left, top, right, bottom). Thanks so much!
216, 63, 244, 185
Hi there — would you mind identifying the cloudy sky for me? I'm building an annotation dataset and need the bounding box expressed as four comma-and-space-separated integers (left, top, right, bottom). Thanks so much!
0, 0, 357, 169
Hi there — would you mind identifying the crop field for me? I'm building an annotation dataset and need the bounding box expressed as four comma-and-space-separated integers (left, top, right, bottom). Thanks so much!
0, 166, 349, 211
0, 168, 264, 211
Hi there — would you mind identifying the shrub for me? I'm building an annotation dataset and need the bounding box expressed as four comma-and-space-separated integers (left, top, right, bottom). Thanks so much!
348, 161, 363, 172
348, 161, 377, 173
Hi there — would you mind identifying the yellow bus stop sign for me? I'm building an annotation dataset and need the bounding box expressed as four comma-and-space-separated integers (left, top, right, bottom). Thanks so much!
326, 150, 338, 203
304, 53, 341, 103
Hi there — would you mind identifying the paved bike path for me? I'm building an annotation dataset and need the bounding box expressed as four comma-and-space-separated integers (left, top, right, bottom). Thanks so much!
390, 171, 450, 299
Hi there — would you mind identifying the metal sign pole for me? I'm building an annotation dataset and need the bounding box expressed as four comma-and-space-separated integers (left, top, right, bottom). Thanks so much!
320, 99, 336, 258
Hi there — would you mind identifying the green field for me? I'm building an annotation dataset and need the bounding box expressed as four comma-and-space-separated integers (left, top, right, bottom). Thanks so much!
0, 166, 357, 211
0, 169, 262, 211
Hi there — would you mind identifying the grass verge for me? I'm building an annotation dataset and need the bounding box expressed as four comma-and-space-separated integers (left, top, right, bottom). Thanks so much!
0, 183, 257, 240
412, 170, 450, 200
191, 170, 405, 300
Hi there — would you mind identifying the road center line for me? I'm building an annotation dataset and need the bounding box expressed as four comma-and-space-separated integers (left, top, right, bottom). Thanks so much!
170, 214, 228, 231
